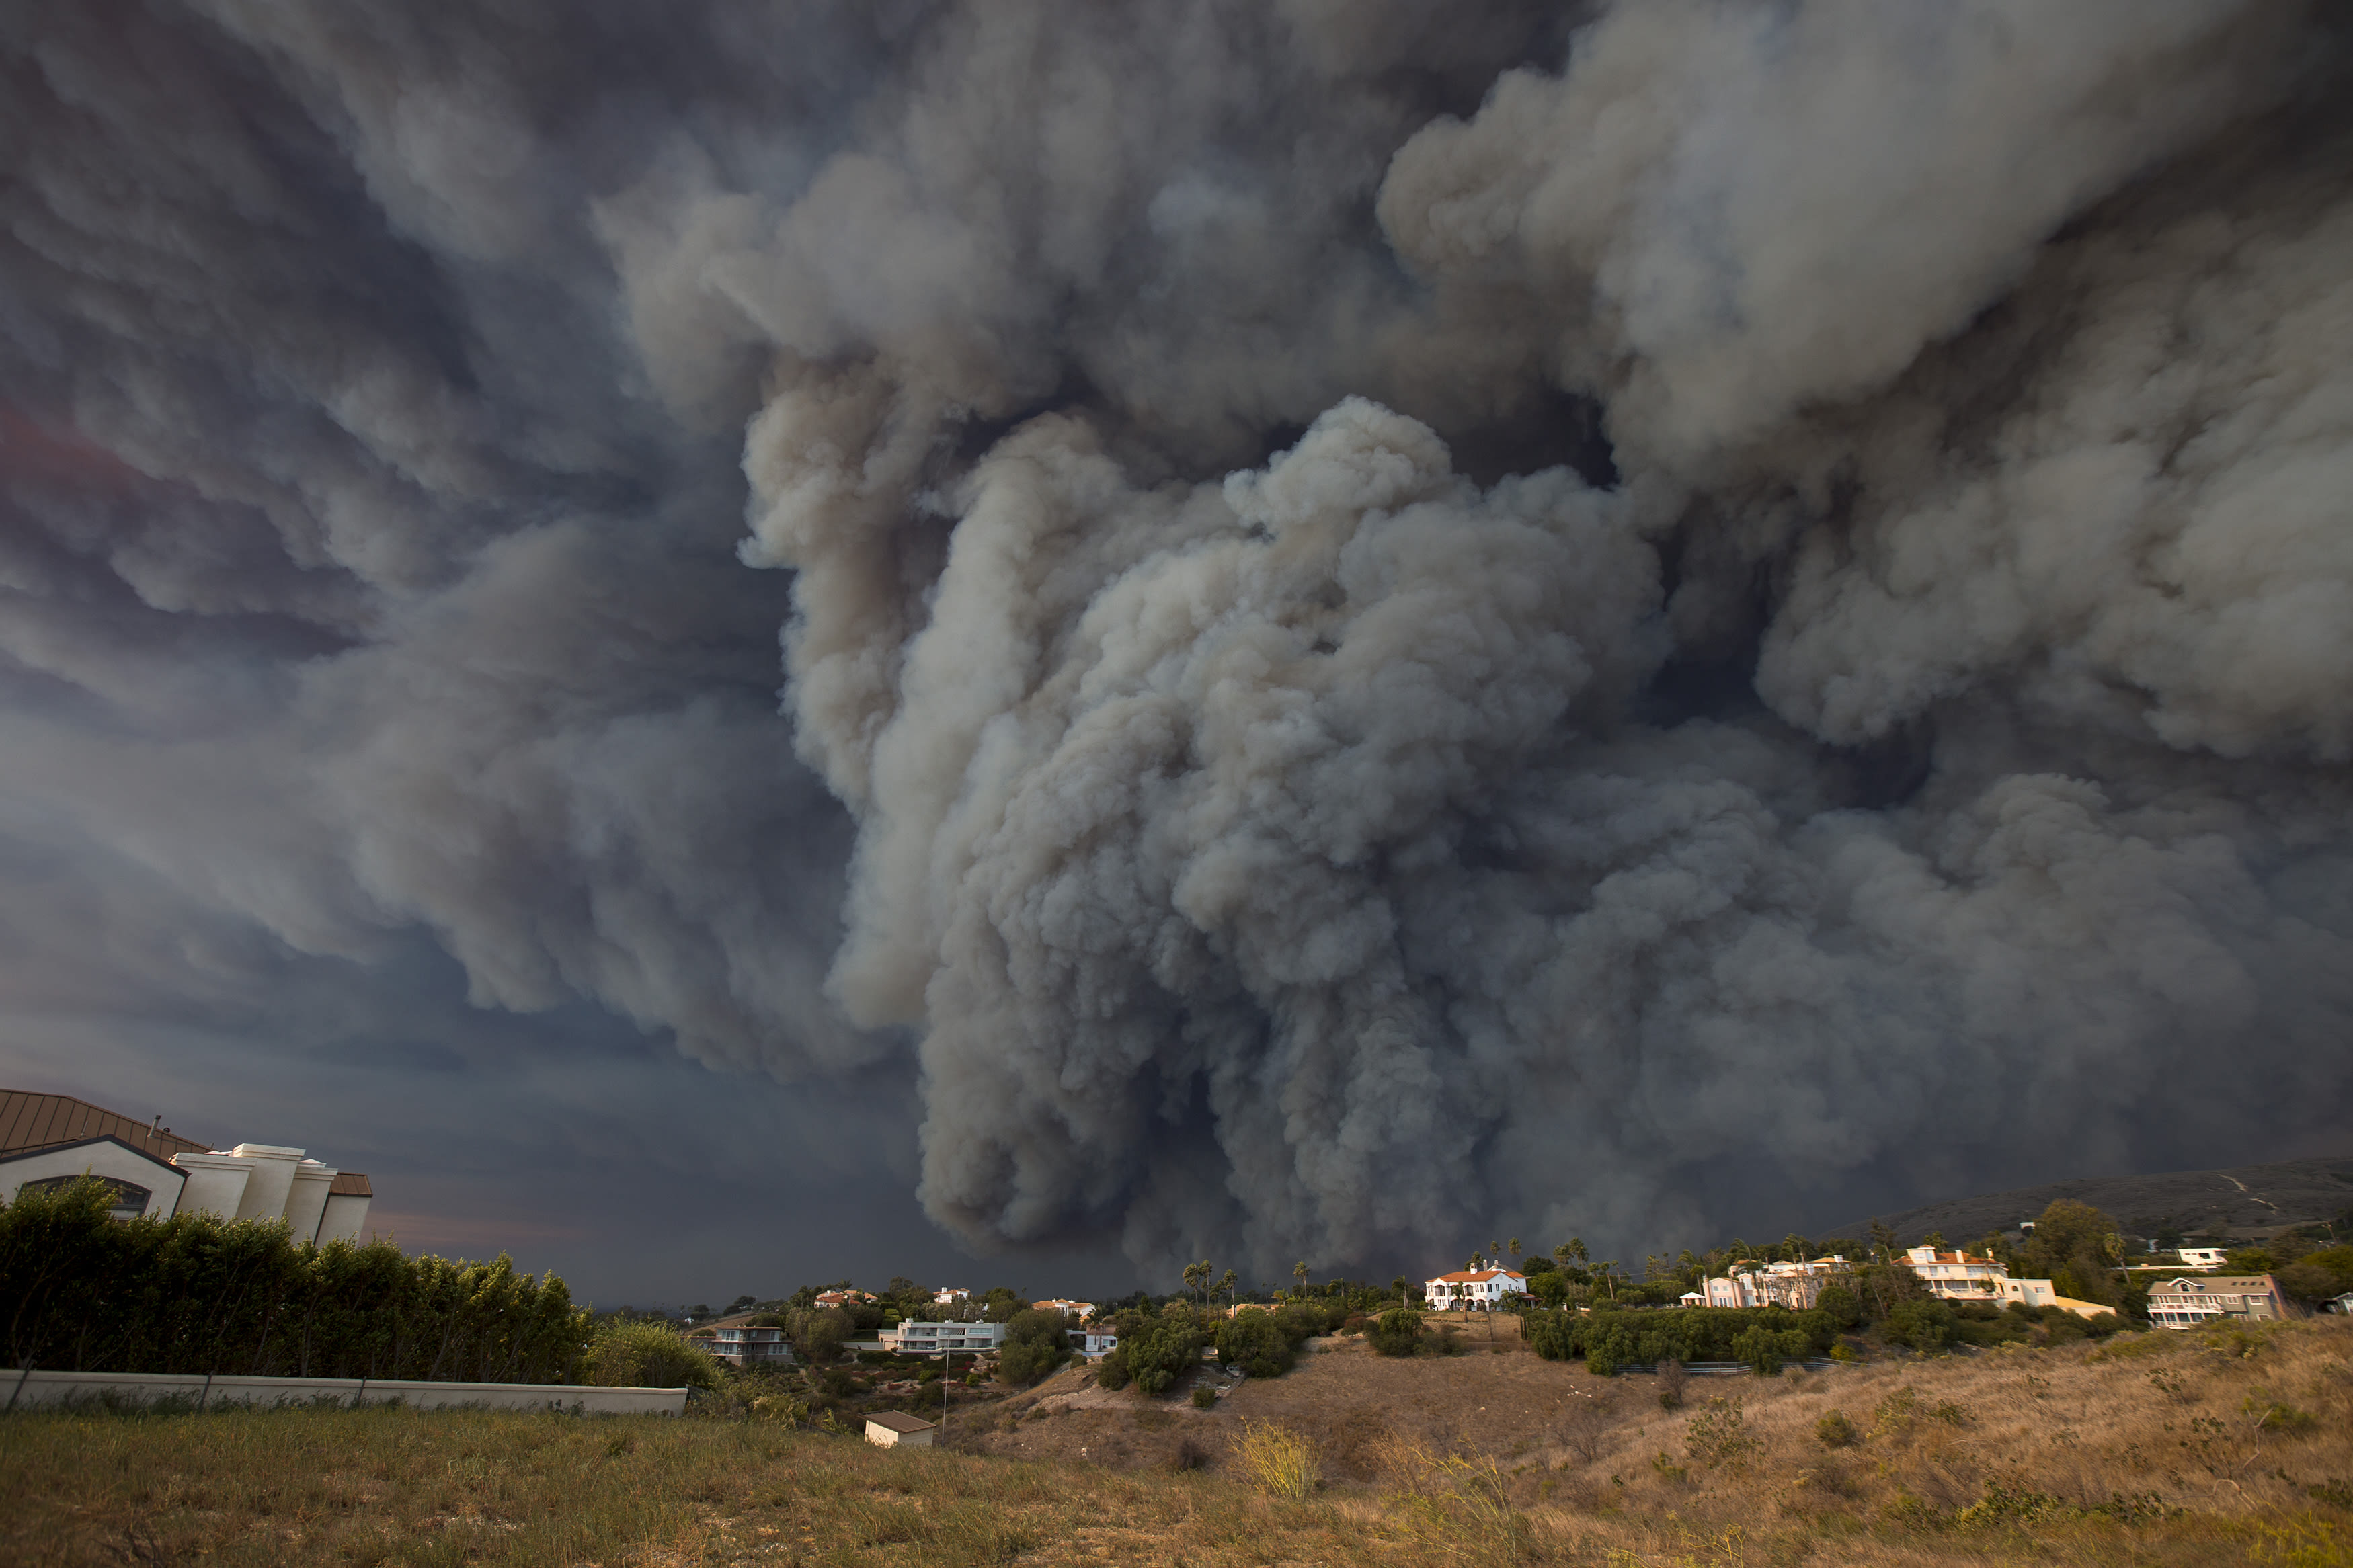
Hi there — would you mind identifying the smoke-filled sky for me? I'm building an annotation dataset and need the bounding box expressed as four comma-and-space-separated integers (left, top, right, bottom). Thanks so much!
3, 0, 2350, 1305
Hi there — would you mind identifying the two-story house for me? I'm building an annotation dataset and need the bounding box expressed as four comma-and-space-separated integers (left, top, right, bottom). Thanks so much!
1423, 1268, 1527, 1311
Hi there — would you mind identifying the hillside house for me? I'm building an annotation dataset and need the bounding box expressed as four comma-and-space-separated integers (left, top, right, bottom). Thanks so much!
1031, 1298, 1094, 1319
1068, 1326, 1119, 1359
881, 1320, 1007, 1356
1425, 1268, 1527, 1311
1701, 1257, 1847, 1310
864, 1412, 936, 1448
813, 1290, 875, 1309
2177, 1247, 2228, 1271
1903, 1246, 2011, 1299
687, 1317, 795, 1367
934, 1287, 971, 1305
0, 1090, 372, 1243
2148, 1274, 2286, 1329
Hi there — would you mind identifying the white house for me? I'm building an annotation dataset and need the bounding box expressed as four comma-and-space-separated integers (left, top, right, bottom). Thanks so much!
1, 1091, 372, 1243
864, 1411, 936, 1448
1031, 1298, 1094, 1319
881, 1320, 1008, 1356
1424, 1268, 1527, 1311
1068, 1326, 1119, 1359
2177, 1247, 2228, 1271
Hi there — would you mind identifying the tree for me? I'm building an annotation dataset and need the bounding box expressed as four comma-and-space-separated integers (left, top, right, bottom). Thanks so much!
1868, 1219, 1899, 1263
1508, 1237, 1523, 1262
1370, 1308, 1425, 1357
1182, 1261, 1209, 1306
1292, 1260, 1310, 1298
996, 1309, 1072, 1385
1217, 1268, 1237, 1308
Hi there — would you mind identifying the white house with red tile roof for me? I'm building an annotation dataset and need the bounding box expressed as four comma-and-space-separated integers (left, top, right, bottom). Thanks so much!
1424, 1268, 1527, 1311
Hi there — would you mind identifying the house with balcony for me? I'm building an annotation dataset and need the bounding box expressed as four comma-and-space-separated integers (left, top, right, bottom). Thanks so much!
1424, 1268, 1527, 1311
881, 1320, 1008, 1357
1699, 1256, 1849, 1309
687, 1315, 796, 1367
2147, 1274, 2286, 1329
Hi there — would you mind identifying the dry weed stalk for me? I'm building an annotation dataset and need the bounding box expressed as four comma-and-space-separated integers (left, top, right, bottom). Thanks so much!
1229, 1417, 1322, 1499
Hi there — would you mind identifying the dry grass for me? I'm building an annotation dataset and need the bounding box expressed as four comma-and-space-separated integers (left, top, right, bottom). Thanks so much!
3, 1318, 2348, 1567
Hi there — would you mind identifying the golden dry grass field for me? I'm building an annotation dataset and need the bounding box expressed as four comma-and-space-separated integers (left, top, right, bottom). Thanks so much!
3, 1317, 2348, 1567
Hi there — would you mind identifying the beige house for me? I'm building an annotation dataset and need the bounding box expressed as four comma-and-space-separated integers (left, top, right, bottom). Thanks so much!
1702, 1257, 1849, 1309
2147, 1275, 2286, 1330
1899, 1244, 2108, 1319
0, 1091, 371, 1244
864, 1411, 936, 1448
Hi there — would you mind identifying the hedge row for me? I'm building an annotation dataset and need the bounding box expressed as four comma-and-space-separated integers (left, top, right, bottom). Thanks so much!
1525, 1305, 1839, 1374
1, 1177, 588, 1383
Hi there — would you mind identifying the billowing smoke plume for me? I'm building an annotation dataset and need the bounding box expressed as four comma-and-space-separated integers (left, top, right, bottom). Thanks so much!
4, 1, 2349, 1278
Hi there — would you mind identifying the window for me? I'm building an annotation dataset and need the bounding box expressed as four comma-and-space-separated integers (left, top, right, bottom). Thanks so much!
22, 1174, 150, 1219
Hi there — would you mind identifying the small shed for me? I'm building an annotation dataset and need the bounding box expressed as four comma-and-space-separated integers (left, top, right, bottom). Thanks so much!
864, 1411, 938, 1449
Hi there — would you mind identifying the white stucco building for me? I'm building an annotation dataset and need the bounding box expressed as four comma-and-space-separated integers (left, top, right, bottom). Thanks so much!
1903, 1246, 2011, 1299
1424, 1268, 1527, 1311
1700, 1257, 1849, 1309
881, 1320, 1008, 1356
0, 1091, 372, 1244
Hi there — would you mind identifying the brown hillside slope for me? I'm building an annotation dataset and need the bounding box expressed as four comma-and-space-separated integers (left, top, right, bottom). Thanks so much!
1822, 1153, 2353, 1247
2, 1319, 2346, 1566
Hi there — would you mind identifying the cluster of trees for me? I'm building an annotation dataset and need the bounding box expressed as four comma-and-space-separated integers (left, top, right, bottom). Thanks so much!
1088, 1298, 1352, 1394
1527, 1305, 1841, 1375
1, 1178, 589, 1383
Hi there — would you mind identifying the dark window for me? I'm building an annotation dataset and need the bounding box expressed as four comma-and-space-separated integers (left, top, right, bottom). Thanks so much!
22, 1174, 151, 1219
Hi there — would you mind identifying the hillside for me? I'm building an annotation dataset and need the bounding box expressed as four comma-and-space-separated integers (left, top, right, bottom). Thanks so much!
11, 1316, 2348, 1566
1821, 1153, 2353, 1248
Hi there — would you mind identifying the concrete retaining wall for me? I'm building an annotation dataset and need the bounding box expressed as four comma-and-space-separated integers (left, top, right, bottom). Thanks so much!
3, 1368, 687, 1415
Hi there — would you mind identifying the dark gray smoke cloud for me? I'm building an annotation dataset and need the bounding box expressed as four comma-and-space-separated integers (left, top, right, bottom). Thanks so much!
3, 0, 2348, 1286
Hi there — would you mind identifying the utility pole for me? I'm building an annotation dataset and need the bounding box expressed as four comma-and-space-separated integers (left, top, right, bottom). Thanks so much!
942, 1348, 952, 1429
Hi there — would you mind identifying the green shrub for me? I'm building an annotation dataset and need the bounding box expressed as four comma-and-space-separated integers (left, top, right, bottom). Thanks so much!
1191, 1382, 1216, 1409
1814, 1285, 1862, 1329
1730, 1325, 1808, 1375
0, 1176, 587, 1383
1816, 1411, 1859, 1448
1882, 1299, 1954, 1352
995, 1309, 1072, 1386
1369, 1307, 1425, 1358
1123, 1319, 1204, 1396
1215, 1308, 1298, 1378
581, 1321, 722, 1391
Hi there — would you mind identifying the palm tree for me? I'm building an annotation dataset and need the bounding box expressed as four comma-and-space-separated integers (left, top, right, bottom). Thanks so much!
1595, 1261, 1619, 1301
1216, 1269, 1236, 1310
1292, 1260, 1310, 1299
1508, 1237, 1523, 1264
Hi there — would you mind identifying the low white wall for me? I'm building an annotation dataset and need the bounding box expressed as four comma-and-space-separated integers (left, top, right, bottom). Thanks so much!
3, 1368, 686, 1416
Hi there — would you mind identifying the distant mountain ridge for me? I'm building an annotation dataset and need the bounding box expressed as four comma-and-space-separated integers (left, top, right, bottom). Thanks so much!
1821, 1155, 2353, 1249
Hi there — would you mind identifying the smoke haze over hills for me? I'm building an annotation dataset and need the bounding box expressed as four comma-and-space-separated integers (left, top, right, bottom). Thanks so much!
1, 0, 2349, 1294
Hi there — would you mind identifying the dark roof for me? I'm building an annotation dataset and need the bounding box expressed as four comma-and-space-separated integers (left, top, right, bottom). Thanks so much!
0, 1091, 208, 1161
864, 1411, 936, 1433
328, 1171, 372, 1197
0, 1132, 188, 1179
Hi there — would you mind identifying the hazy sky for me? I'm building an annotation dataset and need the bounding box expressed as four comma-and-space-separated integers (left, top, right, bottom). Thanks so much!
3, 0, 2348, 1305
